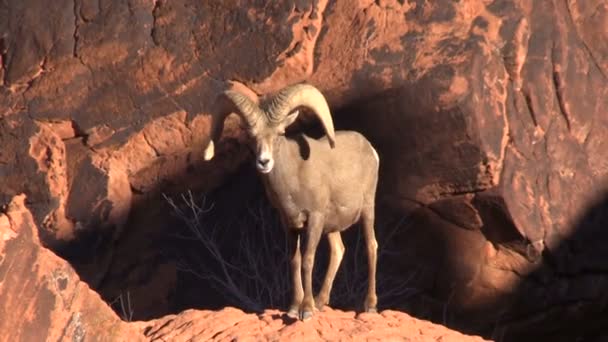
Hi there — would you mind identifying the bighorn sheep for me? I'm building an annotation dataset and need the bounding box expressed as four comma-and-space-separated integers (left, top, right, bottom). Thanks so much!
203, 82, 379, 321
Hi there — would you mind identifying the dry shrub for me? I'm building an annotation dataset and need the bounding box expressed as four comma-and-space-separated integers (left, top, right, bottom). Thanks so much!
165, 189, 418, 313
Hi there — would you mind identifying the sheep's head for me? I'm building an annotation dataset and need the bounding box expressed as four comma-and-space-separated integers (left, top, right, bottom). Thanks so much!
245, 110, 300, 173
204, 83, 336, 174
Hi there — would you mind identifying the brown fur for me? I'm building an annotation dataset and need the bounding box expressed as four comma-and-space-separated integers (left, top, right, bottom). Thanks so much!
204, 84, 379, 321
259, 131, 379, 320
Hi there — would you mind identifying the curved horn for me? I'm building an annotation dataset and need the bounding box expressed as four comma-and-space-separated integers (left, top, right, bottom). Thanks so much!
203, 83, 264, 160
266, 83, 336, 148
223, 90, 265, 127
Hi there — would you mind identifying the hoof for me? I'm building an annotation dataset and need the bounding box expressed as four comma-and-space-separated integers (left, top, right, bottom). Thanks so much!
365, 307, 378, 314
287, 308, 299, 319
300, 310, 313, 321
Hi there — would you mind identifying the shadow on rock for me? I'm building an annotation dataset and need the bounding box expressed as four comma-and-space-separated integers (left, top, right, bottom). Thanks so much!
487, 190, 608, 342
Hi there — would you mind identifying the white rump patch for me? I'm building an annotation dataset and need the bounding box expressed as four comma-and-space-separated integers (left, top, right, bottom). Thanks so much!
371, 147, 379, 163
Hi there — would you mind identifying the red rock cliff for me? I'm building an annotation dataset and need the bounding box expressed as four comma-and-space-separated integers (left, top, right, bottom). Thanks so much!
1, 0, 607, 341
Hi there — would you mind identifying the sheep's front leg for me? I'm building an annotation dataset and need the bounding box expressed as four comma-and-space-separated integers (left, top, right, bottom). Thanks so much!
286, 230, 304, 318
315, 231, 345, 310
299, 213, 324, 321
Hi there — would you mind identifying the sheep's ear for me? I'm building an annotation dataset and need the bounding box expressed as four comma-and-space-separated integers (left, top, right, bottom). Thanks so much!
282, 110, 299, 128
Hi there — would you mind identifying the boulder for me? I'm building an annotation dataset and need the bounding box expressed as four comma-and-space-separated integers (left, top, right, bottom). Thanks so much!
0, 195, 139, 341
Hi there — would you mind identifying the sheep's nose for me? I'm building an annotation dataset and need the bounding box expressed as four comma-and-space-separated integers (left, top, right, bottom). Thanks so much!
257, 158, 270, 167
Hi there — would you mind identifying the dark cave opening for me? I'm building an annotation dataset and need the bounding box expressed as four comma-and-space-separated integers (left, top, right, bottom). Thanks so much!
52, 93, 428, 324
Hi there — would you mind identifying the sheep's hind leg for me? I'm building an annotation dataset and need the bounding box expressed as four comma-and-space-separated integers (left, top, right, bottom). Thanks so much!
287, 230, 304, 319
361, 207, 378, 313
299, 213, 324, 321
315, 231, 345, 311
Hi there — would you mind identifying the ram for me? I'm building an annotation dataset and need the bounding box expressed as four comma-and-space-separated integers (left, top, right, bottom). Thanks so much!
204, 82, 379, 321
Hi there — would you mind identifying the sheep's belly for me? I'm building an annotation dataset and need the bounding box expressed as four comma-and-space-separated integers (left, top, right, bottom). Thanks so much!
322, 204, 361, 233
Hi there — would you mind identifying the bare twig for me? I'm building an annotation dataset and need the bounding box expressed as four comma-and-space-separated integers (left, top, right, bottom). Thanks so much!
109, 291, 134, 322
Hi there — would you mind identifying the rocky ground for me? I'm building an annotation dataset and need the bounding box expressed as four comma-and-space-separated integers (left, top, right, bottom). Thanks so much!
138, 307, 490, 341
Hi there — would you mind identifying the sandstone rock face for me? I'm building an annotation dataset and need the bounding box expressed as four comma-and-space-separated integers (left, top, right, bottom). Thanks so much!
1, 0, 608, 340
